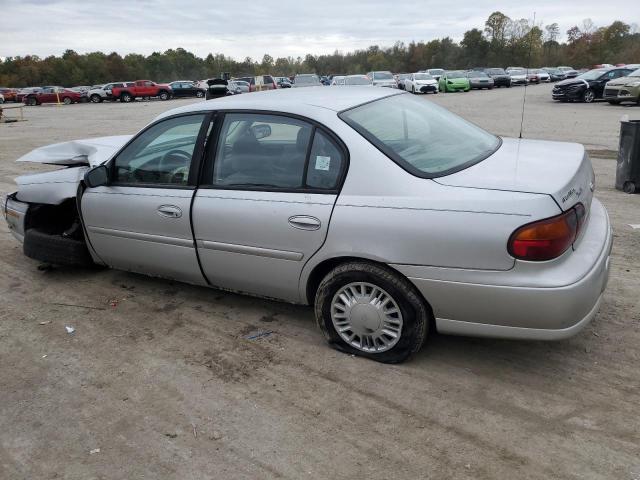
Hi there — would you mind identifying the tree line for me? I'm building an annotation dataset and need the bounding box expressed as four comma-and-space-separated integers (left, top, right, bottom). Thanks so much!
1, 12, 638, 87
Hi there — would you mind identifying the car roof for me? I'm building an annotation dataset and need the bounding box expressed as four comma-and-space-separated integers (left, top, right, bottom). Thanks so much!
156, 86, 401, 120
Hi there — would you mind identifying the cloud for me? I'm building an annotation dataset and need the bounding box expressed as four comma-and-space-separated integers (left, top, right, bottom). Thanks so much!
1, 0, 638, 59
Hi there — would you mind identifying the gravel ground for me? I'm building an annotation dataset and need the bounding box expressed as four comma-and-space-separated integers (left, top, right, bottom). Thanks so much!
1, 86, 639, 480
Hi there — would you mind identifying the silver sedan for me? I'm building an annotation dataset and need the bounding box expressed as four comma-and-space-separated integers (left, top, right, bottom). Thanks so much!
2, 87, 612, 363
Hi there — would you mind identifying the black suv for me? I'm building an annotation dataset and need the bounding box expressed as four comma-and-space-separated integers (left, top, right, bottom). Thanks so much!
552, 67, 636, 103
483, 68, 511, 88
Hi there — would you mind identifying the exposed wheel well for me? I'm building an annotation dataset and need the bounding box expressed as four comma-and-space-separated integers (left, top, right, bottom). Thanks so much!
25, 198, 83, 238
305, 256, 436, 330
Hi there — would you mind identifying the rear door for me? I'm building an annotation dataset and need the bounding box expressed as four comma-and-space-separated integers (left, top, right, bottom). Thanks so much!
192, 112, 347, 302
82, 113, 212, 284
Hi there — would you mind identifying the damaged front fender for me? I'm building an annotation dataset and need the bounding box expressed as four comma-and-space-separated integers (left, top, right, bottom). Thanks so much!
15, 167, 88, 205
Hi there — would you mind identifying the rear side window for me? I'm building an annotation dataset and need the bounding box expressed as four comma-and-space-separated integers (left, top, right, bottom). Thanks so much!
208, 113, 345, 191
340, 94, 500, 178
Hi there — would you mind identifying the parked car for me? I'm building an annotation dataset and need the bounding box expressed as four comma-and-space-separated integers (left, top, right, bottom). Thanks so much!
367, 71, 397, 88
427, 68, 445, 81
552, 67, 637, 103
23, 86, 82, 105
320, 76, 331, 86
525, 70, 540, 84
2, 87, 612, 363
531, 69, 550, 82
542, 68, 567, 82
0, 87, 18, 102
273, 77, 292, 88
438, 71, 471, 92
293, 74, 322, 88
557, 66, 579, 78
396, 74, 411, 90
16, 87, 42, 103
330, 76, 346, 86
169, 81, 206, 98
227, 80, 248, 94
111, 80, 173, 102
235, 75, 277, 92
506, 68, 528, 85
404, 72, 438, 94
603, 68, 640, 105
343, 75, 372, 86
88, 82, 134, 103
204, 79, 232, 99
0, 93, 4, 104
466, 71, 494, 90
483, 68, 511, 87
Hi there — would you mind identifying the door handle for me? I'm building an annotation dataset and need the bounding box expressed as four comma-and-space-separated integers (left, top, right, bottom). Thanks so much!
288, 215, 321, 231
157, 205, 182, 218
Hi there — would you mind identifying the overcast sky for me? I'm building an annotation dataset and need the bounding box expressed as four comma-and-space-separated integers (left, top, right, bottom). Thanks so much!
2, 0, 638, 60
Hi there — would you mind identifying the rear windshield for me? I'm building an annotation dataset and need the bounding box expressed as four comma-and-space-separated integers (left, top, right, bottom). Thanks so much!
340, 94, 500, 177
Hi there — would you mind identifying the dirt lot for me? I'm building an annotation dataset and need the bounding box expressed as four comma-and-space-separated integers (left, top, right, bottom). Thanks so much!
1, 86, 639, 480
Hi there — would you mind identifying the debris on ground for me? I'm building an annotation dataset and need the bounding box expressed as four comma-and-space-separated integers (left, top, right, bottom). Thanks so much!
164, 433, 178, 439
65, 326, 75, 335
209, 431, 223, 441
245, 330, 273, 340
109, 299, 119, 308
89, 448, 100, 455
39, 320, 52, 325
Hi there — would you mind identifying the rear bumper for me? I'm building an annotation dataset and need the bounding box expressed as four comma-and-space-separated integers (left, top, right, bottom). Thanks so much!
2, 193, 28, 243
395, 198, 612, 340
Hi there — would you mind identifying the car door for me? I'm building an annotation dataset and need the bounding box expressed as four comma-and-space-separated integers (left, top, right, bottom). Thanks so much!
192, 112, 347, 302
81, 113, 212, 285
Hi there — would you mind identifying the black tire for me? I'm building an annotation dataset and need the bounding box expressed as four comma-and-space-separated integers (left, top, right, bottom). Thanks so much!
623, 181, 637, 194
314, 261, 430, 364
90, 94, 102, 103
196, 90, 204, 98
159, 91, 169, 100
26, 96, 38, 106
62, 96, 72, 105
23, 228, 94, 267
583, 89, 595, 103
121, 93, 133, 103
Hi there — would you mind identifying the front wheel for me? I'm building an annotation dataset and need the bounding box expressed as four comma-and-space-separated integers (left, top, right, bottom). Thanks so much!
90, 94, 102, 103
583, 89, 595, 103
121, 93, 133, 103
314, 262, 429, 363
26, 96, 38, 106
196, 90, 204, 98
62, 96, 72, 105
159, 91, 169, 100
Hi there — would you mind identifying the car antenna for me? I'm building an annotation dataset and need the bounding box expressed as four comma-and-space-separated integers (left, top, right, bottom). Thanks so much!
519, 11, 536, 139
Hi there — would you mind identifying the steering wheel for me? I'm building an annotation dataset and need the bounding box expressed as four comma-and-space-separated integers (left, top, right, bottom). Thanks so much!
159, 149, 192, 183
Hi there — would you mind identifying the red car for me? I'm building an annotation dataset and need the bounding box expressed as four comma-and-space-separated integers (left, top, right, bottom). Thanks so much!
0, 87, 18, 102
23, 86, 82, 106
110, 80, 173, 102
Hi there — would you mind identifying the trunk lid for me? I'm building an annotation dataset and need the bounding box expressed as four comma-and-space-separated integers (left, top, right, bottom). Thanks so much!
435, 137, 595, 212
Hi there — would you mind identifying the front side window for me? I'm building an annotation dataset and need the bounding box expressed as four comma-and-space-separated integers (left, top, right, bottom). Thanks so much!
113, 114, 206, 185
340, 94, 500, 177
210, 113, 344, 191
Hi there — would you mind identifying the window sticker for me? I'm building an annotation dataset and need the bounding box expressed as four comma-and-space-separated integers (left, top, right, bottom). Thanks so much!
315, 156, 331, 171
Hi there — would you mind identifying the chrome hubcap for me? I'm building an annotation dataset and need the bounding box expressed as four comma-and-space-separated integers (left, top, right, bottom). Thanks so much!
331, 282, 403, 353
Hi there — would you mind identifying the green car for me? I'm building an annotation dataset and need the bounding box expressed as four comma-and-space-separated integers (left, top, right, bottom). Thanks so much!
438, 71, 471, 92
603, 68, 640, 105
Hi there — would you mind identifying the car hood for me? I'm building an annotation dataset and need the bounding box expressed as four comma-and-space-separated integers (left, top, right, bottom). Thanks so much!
435, 137, 594, 211
556, 78, 588, 87
16, 135, 132, 167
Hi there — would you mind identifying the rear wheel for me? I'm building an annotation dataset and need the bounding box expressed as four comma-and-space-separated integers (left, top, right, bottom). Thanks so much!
62, 96, 72, 105
623, 181, 637, 194
196, 90, 204, 98
26, 96, 38, 106
314, 262, 429, 363
159, 91, 169, 101
121, 93, 133, 103
90, 94, 102, 103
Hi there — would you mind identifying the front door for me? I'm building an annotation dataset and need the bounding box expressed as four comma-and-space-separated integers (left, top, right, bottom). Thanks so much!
82, 113, 211, 285
192, 112, 347, 302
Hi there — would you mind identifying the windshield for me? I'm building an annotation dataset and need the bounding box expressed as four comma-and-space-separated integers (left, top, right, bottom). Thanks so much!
508, 69, 525, 75
345, 76, 371, 85
628, 68, 640, 77
295, 75, 320, 84
428, 69, 444, 75
398, 74, 411, 80
373, 72, 393, 80
340, 94, 500, 177
413, 73, 432, 80
486, 68, 505, 75
446, 71, 465, 79
578, 69, 608, 80
468, 71, 488, 78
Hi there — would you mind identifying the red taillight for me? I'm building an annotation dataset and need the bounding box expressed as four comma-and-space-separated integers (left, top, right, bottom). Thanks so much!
508, 203, 585, 261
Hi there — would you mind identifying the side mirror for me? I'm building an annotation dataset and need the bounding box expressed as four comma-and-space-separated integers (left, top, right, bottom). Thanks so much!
250, 124, 272, 140
84, 165, 109, 188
